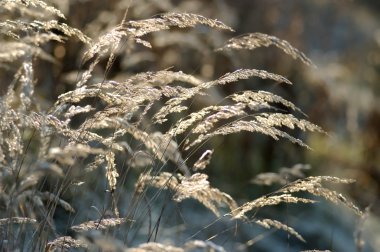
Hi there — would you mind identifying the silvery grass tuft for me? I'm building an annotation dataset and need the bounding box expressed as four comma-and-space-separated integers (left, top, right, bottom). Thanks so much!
0, 1, 362, 251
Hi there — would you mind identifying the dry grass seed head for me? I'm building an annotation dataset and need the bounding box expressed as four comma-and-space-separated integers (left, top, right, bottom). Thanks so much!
38, 191, 75, 213
280, 176, 362, 215
255, 218, 305, 242
154, 69, 292, 124
123, 70, 203, 87
167, 89, 302, 138
71, 218, 128, 232
231, 90, 304, 114
232, 194, 316, 219
193, 149, 213, 171
0, 20, 90, 44
251, 163, 311, 186
83, 12, 233, 63
0, 43, 55, 63
136, 172, 238, 217
217, 32, 314, 66
184, 119, 309, 151
184, 240, 226, 252
127, 242, 184, 252
46, 236, 87, 251
150, 131, 191, 176
105, 151, 119, 192
1, 0, 66, 19
127, 240, 227, 252
0, 217, 37, 225
47, 143, 103, 166
127, 12, 234, 37
301, 250, 332, 252
251, 172, 288, 186
191, 103, 247, 135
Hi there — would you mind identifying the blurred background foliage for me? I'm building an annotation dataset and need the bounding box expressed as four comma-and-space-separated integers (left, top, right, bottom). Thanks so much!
3, 0, 379, 250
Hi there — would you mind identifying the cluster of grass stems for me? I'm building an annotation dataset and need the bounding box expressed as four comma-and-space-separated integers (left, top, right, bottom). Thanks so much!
0, 1, 364, 251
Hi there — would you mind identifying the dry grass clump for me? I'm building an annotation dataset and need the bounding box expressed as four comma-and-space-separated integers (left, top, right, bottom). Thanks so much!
0, 0, 364, 251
